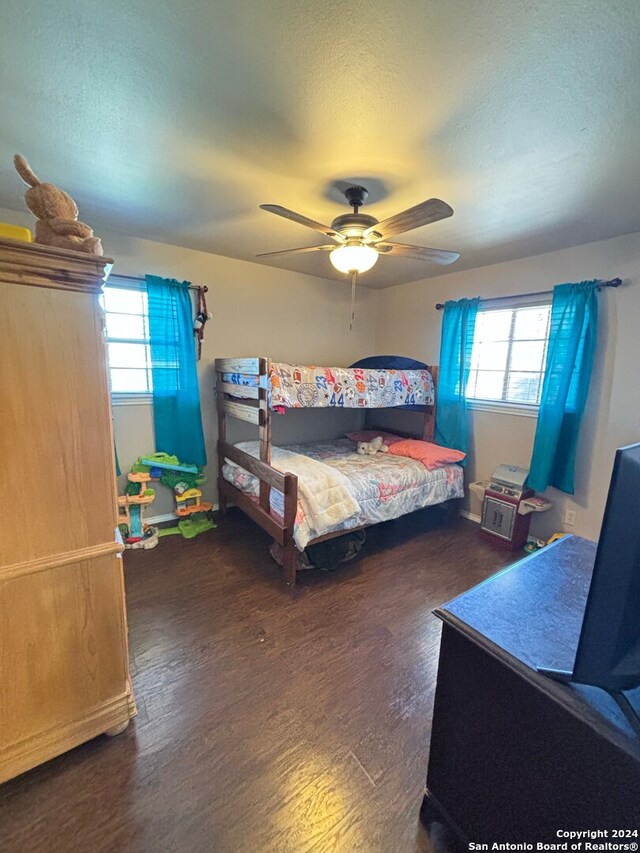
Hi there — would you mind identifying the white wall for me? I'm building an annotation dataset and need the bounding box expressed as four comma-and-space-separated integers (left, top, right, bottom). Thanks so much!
376, 231, 640, 540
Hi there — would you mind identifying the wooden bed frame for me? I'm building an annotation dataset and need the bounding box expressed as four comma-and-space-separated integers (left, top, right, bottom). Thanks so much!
215, 356, 439, 586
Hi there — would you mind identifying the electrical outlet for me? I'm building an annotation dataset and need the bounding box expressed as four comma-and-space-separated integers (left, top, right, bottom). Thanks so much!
564, 508, 577, 527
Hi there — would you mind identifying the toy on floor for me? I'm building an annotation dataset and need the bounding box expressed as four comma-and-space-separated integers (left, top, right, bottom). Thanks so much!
356, 435, 389, 456
139, 452, 199, 475
523, 532, 567, 555
175, 487, 211, 516
122, 453, 216, 542
117, 470, 159, 549
523, 537, 546, 554
158, 515, 216, 539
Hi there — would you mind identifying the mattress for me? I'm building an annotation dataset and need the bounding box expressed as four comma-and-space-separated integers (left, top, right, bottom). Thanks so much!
222, 438, 464, 550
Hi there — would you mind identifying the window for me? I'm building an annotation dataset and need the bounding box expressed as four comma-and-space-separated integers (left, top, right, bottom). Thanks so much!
102, 278, 153, 397
466, 298, 552, 411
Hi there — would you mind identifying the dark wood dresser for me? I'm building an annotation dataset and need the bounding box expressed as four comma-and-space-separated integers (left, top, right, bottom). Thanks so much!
422, 535, 640, 842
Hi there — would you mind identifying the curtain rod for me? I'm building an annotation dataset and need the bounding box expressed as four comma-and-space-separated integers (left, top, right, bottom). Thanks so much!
434, 277, 622, 310
109, 272, 208, 294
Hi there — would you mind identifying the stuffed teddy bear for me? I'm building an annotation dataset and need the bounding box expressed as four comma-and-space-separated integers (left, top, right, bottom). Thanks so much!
14, 154, 103, 255
356, 436, 389, 456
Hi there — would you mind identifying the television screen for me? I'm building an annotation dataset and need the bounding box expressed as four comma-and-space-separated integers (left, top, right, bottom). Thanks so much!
573, 443, 640, 692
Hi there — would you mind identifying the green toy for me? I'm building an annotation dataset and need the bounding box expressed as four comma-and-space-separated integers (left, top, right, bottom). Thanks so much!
122, 453, 216, 543
159, 469, 205, 492
157, 526, 182, 538
158, 512, 216, 539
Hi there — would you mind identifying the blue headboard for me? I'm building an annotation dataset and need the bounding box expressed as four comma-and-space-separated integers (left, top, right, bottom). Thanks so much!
349, 355, 429, 372
349, 355, 433, 412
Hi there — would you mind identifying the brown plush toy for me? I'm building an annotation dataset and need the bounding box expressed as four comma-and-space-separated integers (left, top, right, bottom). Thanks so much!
14, 154, 103, 255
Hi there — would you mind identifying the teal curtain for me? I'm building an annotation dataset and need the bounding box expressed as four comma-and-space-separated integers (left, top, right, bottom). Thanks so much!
146, 275, 207, 466
528, 281, 599, 494
434, 297, 479, 461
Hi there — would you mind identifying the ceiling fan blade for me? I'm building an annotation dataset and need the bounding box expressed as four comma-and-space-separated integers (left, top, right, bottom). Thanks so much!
255, 244, 335, 259
260, 205, 344, 242
365, 198, 453, 240
377, 241, 460, 265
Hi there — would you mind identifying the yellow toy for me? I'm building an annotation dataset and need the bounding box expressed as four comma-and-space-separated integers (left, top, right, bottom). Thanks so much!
175, 487, 213, 517
0, 222, 31, 242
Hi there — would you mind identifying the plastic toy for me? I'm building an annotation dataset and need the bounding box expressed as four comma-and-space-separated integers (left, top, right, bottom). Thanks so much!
158, 515, 215, 539
518, 495, 553, 516
523, 537, 546, 554
117, 471, 159, 549
0, 222, 31, 242
175, 487, 212, 516
119, 453, 216, 544
140, 453, 199, 475
523, 532, 567, 555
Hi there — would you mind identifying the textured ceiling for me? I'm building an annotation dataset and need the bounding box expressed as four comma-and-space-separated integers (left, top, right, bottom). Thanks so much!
1, 0, 639, 288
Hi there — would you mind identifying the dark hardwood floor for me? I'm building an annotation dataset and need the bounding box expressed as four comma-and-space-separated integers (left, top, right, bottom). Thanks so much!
1, 508, 513, 853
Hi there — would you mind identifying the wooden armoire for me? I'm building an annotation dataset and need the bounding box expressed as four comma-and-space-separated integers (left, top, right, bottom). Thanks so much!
0, 237, 135, 784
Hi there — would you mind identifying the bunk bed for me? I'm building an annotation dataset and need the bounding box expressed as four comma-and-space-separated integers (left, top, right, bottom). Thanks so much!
214, 356, 463, 585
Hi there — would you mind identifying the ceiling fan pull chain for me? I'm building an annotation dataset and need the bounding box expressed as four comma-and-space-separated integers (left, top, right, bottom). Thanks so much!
349, 271, 358, 331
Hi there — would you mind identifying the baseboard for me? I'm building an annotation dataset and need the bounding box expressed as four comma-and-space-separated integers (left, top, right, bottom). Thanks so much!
146, 505, 220, 526
460, 509, 481, 524
146, 512, 179, 525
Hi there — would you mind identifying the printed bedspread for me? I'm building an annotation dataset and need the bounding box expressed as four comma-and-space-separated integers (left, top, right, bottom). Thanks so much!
223, 363, 435, 409
222, 438, 464, 550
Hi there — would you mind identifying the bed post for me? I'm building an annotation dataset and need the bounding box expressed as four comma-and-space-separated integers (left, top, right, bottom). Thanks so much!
423, 365, 438, 442
282, 472, 298, 586
258, 357, 272, 513
217, 378, 228, 515
282, 542, 297, 586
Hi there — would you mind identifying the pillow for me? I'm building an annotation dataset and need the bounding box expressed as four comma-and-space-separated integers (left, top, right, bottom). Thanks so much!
388, 439, 466, 470
345, 430, 404, 447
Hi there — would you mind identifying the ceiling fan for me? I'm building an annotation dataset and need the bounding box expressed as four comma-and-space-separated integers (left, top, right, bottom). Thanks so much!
257, 185, 460, 326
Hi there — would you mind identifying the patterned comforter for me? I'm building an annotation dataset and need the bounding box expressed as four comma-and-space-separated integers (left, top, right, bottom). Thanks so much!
222, 438, 464, 550
223, 363, 435, 410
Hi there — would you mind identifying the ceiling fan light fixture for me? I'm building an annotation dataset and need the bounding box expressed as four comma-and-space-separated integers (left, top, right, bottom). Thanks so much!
329, 242, 378, 274
258, 187, 459, 279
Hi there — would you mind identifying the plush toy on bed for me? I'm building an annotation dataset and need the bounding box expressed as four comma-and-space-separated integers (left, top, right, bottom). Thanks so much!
13, 154, 103, 255
356, 435, 389, 456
